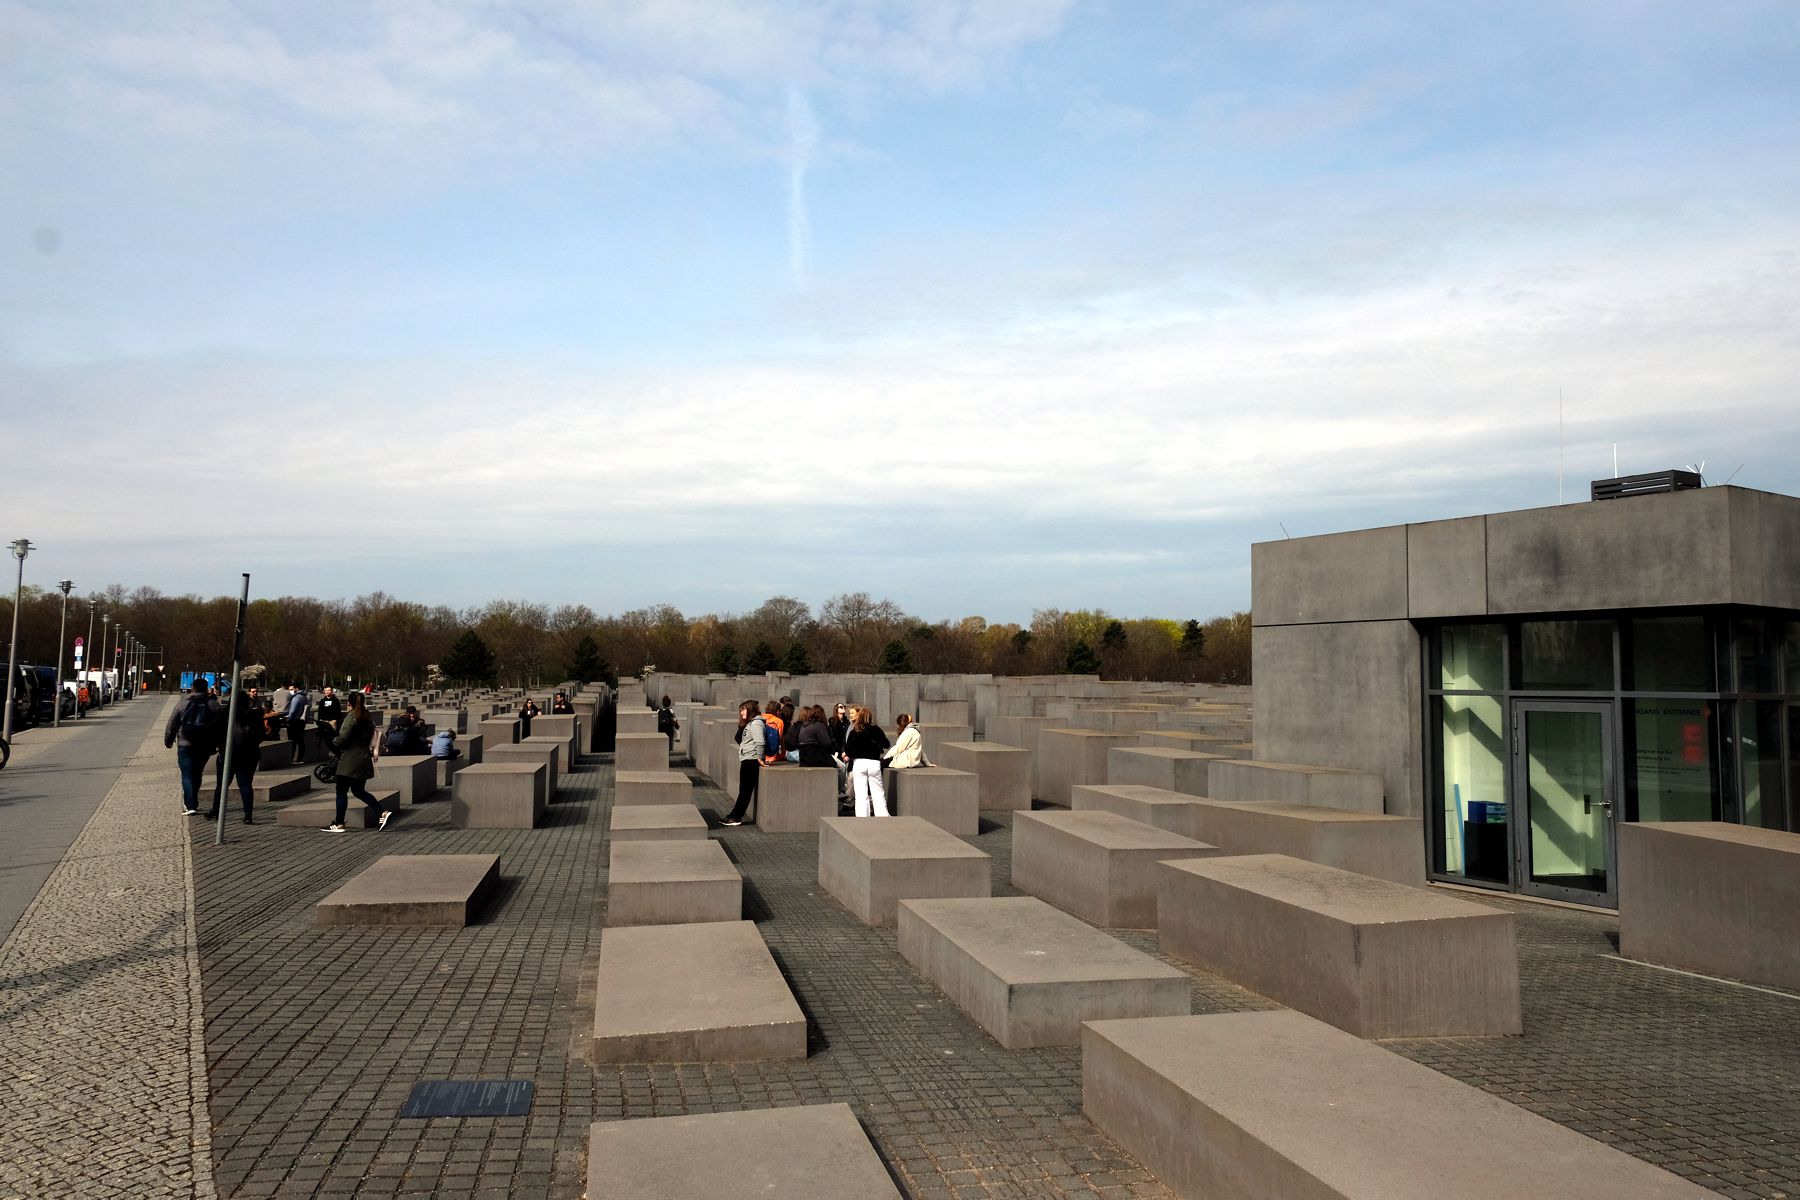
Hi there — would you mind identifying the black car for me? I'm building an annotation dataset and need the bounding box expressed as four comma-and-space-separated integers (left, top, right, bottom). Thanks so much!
31, 666, 75, 721
8, 664, 43, 730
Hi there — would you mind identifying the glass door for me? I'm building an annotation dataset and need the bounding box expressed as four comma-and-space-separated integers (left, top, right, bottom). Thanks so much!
1511, 700, 1617, 906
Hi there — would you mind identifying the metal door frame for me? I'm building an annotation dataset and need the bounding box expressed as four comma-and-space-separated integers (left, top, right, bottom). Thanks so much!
1510, 698, 1618, 908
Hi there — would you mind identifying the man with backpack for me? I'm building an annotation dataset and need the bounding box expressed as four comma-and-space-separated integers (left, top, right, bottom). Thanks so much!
383, 706, 431, 756
164, 677, 224, 816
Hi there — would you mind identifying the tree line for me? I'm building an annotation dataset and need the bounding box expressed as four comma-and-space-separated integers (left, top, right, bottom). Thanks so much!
0, 586, 1251, 689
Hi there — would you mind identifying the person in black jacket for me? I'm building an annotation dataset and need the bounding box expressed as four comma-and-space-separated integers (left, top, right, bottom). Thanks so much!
326, 692, 392, 833
164, 678, 223, 816
796, 706, 835, 767
206, 688, 266, 824
843, 706, 891, 818
826, 703, 851, 801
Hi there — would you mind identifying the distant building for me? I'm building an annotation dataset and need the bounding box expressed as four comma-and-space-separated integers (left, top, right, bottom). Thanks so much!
1252, 482, 1799, 908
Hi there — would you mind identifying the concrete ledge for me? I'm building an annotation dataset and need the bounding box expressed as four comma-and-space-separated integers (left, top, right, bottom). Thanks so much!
478, 716, 520, 746
1619, 822, 1800, 991
251, 770, 313, 803
1207, 759, 1383, 812
934, 742, 1031, 811
615, 709, 659, 736
757, 766, 838, 833
1037, 729, 1138, 807
818, 816, 990, 928
610, 805, 709, 842
489, 739, 560, 798
896, 896, 1188, 1048
607, 839, 742, 927
1084, 1011, 1714, 1200
276, 788, 399, 828
449, 762, 547, 828
1012, 811, 1218, 928
614, 770, 694, 807
1159, 854, 1519, 1037
1105, 746, 1221, 796
615, 732, 670, 772
885, 767, 979, 835
591, 921, 805, 1063
1074, 786, 1424, 886
312, 854, 500, 927
586, 1103, 902, 1199
377, 754, 440, 806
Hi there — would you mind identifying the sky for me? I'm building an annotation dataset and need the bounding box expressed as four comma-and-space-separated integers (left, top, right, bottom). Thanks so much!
3, 0, 1798, 624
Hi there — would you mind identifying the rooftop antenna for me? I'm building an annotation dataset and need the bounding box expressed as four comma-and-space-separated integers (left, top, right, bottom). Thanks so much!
1722, 463, 1744, 485
1557, 389, 1564, 503
1278, 522, 1291, 539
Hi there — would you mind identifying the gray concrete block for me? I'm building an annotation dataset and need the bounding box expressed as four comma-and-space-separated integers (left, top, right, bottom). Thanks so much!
933, 741, 1031, 811
250, 770, 313, 803
478, 716, 519, 746
500, 737, 562, 797
529, 713, 580, 765
376, 754, 440, 806
756, 766, 837, 833
586, 1103, 902, 1199
607, 839, 742, 927
914, 722, 972, 762
1137, 729, 1247, 758
1619, 822, 1800, 991
1012, 810, 1219, 928
1071, 708, 1161, 735
1083, 1010, 1715, 1200
591, 921, 805, 1063
918, 698, 970, 726
274, 787, 399, 828
1206, 758, 1384, 813
312, 854, 500, 927
896, 896, 1189, 1049
1158, 854, 1520, 1037
614, 769, 694, 807
1036, 729, 1138, 807
818, 816, 990, 928
615, 732, 669, 772
449, 762, 546, 829
616, 709, 659, 736
885, 767, 979, 835
610, 804, 709, 842
1106, 746, 1220, 796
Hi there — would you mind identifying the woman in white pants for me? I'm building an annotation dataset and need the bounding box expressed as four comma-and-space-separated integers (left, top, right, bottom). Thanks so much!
842, 706, 892, 817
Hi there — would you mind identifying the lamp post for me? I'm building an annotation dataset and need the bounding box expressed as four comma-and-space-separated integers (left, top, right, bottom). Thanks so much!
3, 538, 33, 741
52, 580, 73, 728
100, 614, 111, 705
82, 597, 95, 706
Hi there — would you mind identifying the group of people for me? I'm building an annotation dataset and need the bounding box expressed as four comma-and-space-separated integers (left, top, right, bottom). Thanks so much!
165, 680, 467, 832
721, 699, 931, 826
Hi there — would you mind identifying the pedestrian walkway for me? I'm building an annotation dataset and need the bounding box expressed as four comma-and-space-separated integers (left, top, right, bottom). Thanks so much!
0, 699, 217, 1200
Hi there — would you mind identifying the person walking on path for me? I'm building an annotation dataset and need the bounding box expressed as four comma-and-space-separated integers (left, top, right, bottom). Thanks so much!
656, 695, 679, 750
164, 678, 224, 815
325, 692, 392, 833
843, 706, 892, 818
722, 701, 765, 827
284, 683, 311, 764
206, 688, 265, 824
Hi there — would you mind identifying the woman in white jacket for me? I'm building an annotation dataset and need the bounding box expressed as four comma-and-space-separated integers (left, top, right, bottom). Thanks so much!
883, 714, 930, 770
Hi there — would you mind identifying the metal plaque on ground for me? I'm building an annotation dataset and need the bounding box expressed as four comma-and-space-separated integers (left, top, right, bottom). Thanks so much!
400, 1079, 534, 1118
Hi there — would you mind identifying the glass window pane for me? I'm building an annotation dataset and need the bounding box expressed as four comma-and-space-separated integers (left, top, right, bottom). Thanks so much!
1518, 620, 1613, 692
1785, 622, 1800, 695
1436, 694, 1507, 882
1733, 618, 1781, 694
1740, 701, 1786, 830
1628, 699, 1719, 822
1626, 615, 1712, 692
1439, 624, 1504, 691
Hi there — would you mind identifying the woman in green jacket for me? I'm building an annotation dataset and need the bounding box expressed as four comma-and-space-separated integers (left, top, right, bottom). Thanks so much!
327, 692, 392, 833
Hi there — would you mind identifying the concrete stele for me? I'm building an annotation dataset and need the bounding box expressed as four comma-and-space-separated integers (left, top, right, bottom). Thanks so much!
817, 815, 991, 928
1011, 810, 1219, 928
312, 854, 500, 927
607, 839, 742, 926
591, 921, 805, 1063
609, 804, 709, 842
1083, 1010, 1716, 1200
933, 741, 1031, 811
613, 770, 694, 807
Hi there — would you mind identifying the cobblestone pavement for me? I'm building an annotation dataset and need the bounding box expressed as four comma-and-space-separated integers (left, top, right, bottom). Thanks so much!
186, 746, 1799, 1198
0, 698, 217, 1200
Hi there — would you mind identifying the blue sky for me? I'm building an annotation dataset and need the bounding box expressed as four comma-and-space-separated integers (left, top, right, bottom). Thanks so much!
3, 1, 1797, 623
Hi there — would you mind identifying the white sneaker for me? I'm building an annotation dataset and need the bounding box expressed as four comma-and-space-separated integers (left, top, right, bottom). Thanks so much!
323, 824, 348, 833
377, 810, 392, 831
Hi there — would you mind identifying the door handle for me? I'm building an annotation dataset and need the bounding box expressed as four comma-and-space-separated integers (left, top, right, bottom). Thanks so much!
1582, 793, 1613, 814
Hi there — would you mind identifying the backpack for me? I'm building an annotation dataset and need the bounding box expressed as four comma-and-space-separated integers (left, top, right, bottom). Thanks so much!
763, 720, 783, 759
181, 697, 222, 747
657, 708, 675, 735
384, 721, 411, 754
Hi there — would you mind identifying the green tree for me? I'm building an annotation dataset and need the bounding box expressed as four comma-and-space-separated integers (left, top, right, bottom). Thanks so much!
781, 642, 813, 675
440, 630, 498, 684
877, 639, 915, 673
1064, 639, 1100, 675
565, 634, 612, 684
1179, 619, 1206, 659
1101, 620, 1127, 652
710, 643, 741, 675
744, 640, 779, 673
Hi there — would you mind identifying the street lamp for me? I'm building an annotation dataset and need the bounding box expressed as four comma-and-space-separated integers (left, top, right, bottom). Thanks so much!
100, 614, 111, 705
82, 597, 95, 709
2, 538, 33, 741
52, 580, 72, 728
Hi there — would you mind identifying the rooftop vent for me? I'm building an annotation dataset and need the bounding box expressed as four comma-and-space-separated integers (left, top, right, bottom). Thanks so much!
1591, 470, 1703, 501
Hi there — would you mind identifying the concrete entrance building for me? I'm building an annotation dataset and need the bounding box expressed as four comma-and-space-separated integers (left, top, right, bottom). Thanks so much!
1252, 482, 1800, 908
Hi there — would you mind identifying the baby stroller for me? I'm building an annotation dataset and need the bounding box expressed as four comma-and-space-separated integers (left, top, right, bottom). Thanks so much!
313, 724, 340, 783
